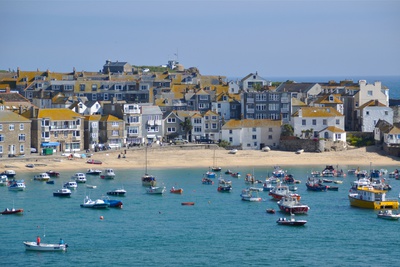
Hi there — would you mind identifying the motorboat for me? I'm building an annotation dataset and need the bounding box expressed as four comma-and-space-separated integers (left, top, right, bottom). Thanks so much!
228, 149, 238, 154
34, 173, 51, 181
202, 177, 214, 185
277, 195, 310, 214
217, 184, 232, 192
63, 181, 77, 190
276, 214, 307, 226
102, 197, 123, 208
53, 188, 72, 197
72, 173, 87, 183
306, 177, 328, 191
142, 174, 157, 186
240, 189, 262, 202
348, 185, 399, 209
101, 169, 115, 179
230, 172, 241, 178
86, 185, 97, 189
1, 170, 16, 178
266, 209, 276, 214
107, 188, 126, 196
181, 202, 195, 206
0, 175, 8, 186
1, 208, 24, 215
46, 170, 60, 177
170, 187, 183, 194
8, 180, 26, 191
80, 196, 109, 209
23, 241, 68, 251
146, 186, 166, 194
269, 184, 301, 201
86, 169, 102, 175
86, 159, 102, 165
377, 210, 400, 220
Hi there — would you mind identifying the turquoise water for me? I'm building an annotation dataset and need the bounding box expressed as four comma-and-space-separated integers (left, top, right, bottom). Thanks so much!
1, 165, 399, 267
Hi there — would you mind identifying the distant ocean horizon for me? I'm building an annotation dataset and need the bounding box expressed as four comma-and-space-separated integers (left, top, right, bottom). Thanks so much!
227, 75, 400, 100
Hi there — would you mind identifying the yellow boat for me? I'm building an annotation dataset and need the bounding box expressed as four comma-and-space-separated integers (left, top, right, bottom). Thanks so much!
348, 186, 399, 209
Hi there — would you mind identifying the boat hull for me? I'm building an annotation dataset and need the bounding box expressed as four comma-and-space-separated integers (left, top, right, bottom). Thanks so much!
23, 241, 67, 251
348, 196, 399, 209
1, 209, 24, 215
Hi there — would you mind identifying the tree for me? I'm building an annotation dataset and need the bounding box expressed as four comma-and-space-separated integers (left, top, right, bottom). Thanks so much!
281, 124, 294, 137
180, 117, 193, 141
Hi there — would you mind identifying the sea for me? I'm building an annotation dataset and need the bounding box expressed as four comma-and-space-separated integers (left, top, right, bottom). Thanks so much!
1, 164, 399, 267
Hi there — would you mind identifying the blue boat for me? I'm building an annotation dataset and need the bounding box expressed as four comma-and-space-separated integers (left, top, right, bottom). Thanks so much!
305, 177, 328, 191
103, 197, 123, 208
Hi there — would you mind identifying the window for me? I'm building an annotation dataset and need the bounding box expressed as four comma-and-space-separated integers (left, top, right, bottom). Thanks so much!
20, 124, 24, 130
104, 93, 109, 100
336, 119, 340, 125
73, 131, 80, 137
194, 118, 202, 124
64, 85, 73, 91
268, 94, 279, 101
112, 122, 119, 127
211, 116, 217, 120
268, 135, 272, 140
229, 137, 233, 142
199, 95, 208, 100
41, 132, 50, 138
253, 142, 257, 147
312, 119, 317, 126
0, 134, 4, 142
167, 127, 176, 132
115, 84, 123, 90
18, 134, 26, 141
0, 124, 3, 131
194, 126, 202, 133
128, 127, 138, 134
112, 130, 119, 136
212, 123, 217, 129
0, 145, 2, 153
92, 94, 97, 101
205, 124, 209, 129
302, 120, 306, 126
9, 124, 15, 131
366, 111, 369, 115
367, 90, 373, 96
252, 135, 257, 140
323, 119, 327, 125
20, 144, 24, 153
80, 84, 85, 91
269, 128, 273, 132
252, 128, 256, 132
229, 130, 233, 134
127, 117, 139, 123
335, 134, 342, 140
92, 84, 97, 91
167, 118, 176, 123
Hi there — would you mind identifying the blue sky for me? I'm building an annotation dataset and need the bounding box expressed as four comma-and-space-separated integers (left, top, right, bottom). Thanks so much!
1, 0, 399, 78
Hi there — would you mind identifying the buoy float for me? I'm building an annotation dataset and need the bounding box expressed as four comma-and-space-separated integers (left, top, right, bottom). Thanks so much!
100, 216, 104, 220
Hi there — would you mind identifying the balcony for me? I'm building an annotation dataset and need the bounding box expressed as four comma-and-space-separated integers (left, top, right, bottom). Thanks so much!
246, 108, 255, 113
281, 97, 289, 103
147, 120, 155, 126
247, 98, 254, 104
155, 120, 162, 126
72, 136, 81, 141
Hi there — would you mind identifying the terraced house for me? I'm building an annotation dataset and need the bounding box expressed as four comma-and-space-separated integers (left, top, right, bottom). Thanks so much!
21, 107, 84, 153
0, 111, 31, 157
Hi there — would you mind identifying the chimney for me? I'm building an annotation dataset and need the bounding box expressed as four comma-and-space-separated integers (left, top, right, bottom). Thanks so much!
375, 100, 379, 106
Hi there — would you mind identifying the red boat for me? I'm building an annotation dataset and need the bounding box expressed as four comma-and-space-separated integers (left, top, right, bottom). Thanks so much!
86, 159, 102, 165
1, 208, 24, 215
181, 202, 195, 206
170, 187, 183, 194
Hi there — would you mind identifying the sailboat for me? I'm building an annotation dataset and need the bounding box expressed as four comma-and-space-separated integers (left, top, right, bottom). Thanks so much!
141, 146, 157, 186
211, 147, 221, 172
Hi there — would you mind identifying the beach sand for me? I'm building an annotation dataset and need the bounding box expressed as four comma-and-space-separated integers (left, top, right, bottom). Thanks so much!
1, 145, 398, 173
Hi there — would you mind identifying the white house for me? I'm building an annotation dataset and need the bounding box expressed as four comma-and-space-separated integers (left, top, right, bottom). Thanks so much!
240, 72, 270, 92
291, 107, 345, 139
318, 126, 346, 142
355, 80, 389, 109
358, 100, 393, 132
221, 119, 281, 150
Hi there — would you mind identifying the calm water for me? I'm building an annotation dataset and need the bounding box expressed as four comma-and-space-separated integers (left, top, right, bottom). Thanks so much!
1, 164, 399, 267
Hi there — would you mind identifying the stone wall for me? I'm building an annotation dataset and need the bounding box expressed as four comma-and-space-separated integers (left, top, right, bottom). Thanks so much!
279, 139, 347, 152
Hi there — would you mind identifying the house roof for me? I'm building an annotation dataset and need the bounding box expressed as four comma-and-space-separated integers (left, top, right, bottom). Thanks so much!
275, 82, 317, 93
291, 97, 307, 106
388, 123, 400, 134
314, 94, 343, 104
358, 100, 386, 110
21, 108, 83, 120
320, 126, 345, 133
100, 114, 121, 122
222, 119, 281, 129
292, 107, 343, 117
0, 110, 31, 122
84, 115, 102, 121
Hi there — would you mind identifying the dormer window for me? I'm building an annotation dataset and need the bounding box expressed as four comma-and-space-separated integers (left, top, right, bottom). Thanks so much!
329, 95, 334, 102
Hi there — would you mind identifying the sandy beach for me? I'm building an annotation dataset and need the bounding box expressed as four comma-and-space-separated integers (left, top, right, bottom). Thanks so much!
1, 145, 398, 173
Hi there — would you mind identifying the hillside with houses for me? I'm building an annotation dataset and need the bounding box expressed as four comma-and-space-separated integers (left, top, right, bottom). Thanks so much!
0, 60, 399, 157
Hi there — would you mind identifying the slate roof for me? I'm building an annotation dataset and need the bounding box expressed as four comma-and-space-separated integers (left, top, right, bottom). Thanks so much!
222, 119, 281, 129
275, 82, 317, 93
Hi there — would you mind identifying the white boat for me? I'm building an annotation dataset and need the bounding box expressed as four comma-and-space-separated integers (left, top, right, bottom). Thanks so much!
34, 173, 51, 181
146, 186, 166, 194
8, 180, 26, 191
377, 210, 400, 220
142, 146, 157, 186
72, 173, 87, 183
63, 181, 77, 190
53, 188, 72, 197
23, 241, 68, 252
80, 196, 109, 208
228, 149, 238, 154
107, 188, 126, 196
295, 149, 304, 154
1, 169, 16, 178
0, 175, 8, 186
86, 184, 97, 189
240, 189, 262, 202
86, 169, 102, 175
101, 169, 115, 179
262, 146, 271, 152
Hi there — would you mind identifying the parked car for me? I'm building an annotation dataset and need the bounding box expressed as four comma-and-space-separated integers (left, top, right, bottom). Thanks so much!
173, 138, 188, 145
196, 137, 213, 144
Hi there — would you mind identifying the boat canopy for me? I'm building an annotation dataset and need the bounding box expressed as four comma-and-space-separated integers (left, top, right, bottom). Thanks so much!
41, 142, 60, 147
